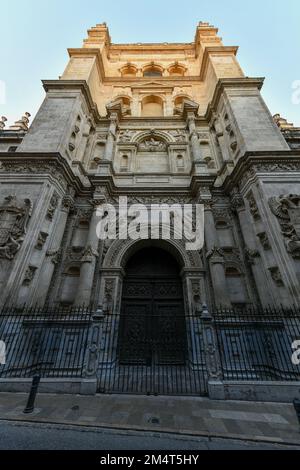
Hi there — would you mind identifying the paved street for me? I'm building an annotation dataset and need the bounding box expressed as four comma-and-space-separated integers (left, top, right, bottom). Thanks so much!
0, 421, 299, 450
0, 393, 299, 446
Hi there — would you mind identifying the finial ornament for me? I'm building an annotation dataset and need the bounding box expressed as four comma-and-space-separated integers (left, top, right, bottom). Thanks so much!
0, 116, 7, 130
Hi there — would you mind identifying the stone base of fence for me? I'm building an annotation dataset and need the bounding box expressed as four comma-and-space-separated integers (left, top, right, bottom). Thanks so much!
0, 378, 97, 396
208, 380, 300, 403
1, 378, 300, 403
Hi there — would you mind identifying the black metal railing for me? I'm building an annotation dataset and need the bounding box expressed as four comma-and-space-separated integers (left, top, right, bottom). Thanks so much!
214, 306, 300, 382
1, 304, 300, 395
97, 312, 208, 396
0, 306, 92, 379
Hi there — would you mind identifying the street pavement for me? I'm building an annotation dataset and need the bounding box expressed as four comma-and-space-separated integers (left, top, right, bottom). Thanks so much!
0, 393, 299, 447
0, 421, 299, 450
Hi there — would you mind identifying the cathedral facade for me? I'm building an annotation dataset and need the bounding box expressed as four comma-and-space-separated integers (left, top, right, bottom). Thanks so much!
0, 22, 299, 312
0, 23, 300, 398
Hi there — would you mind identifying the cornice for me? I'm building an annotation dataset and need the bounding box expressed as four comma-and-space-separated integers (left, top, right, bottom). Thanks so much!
205, 77, 265, 123
109, 43, 195, 54
68, 48, 105, 82
105, 76, 201, 85
221, 150, 300, 193
199, 46, 239, 81
0, 152, 90, 196
42, 79, 102, 122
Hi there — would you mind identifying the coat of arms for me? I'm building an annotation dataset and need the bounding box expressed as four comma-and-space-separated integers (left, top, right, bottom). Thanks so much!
0, 195, 32, 260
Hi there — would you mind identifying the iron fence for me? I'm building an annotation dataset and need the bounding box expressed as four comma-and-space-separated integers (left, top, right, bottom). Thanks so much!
0, 306, 92, 378
97, 312, 208, 396
1, 304, 300, 394
214, 306, 300, 382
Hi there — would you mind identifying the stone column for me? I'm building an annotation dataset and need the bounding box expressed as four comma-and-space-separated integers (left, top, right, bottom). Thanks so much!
202, 199, 231, 308
35, 194, 74, 306
231, 191, 274, 306
104, 113, 118, 161
75, 196, 104, 306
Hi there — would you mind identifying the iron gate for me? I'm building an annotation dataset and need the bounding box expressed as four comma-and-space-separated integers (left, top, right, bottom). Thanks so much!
97, 312, 208, 396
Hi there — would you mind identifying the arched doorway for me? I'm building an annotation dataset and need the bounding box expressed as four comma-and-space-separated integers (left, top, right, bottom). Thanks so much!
98, 240, 208, 396
118, 247, 187, 366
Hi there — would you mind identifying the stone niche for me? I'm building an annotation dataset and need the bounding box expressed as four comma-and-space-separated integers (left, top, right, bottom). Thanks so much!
137, 137, 169, 173
116, 131, 190, 174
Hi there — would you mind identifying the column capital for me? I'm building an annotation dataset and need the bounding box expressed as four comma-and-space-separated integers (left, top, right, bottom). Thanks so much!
89, 198, 106, 210
197, 188, 214, 209
61, 195, 75, 213
230, 190, 245, 212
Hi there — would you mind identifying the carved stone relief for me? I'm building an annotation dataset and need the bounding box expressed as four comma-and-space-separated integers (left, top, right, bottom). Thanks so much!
269, 194, 300, 259
46, 193, 59, 221
138, 138, 167, 152
0, 195, 32, 260
23, 265, 37, 286
35, 232, 49, 251
247, 193, 261, 221
268, 267, 284, 287
257, 232, 271, 250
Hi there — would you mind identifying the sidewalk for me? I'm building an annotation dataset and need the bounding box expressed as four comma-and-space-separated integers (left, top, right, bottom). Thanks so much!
0, 393, 299, 446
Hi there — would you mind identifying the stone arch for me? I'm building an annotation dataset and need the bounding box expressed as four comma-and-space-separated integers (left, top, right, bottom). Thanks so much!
142, 63, 164, 77
100, 238, 205, 316
133, 130, 173, 144
103, 237, 202, 271
168, 63, 187, 76
119, 64, 138, 77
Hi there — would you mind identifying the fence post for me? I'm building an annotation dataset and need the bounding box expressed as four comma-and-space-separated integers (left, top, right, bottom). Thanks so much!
81, 306, 104, 395
23, 375, 40, 414
201, 304, 224, 399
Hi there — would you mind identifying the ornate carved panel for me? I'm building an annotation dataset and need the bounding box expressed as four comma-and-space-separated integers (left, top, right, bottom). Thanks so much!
269, 194, 300, 259
0, 195, 32, 260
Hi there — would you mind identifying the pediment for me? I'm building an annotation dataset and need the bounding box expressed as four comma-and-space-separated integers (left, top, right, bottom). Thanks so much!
142, 81, 166, 87
131, 81, 172, 91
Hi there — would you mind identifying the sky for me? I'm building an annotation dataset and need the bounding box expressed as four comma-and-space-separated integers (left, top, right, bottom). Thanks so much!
0, 0, 299, 126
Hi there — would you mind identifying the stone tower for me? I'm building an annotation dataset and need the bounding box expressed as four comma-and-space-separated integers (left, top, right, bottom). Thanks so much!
0, 21, 299, 311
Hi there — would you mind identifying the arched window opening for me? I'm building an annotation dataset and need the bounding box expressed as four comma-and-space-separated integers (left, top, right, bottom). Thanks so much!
141, 95, 164, 117
177, 154, 184, 168
121, 64, 137, 78
168, 64, 186, 77
143, 66, 163, 77
121, 154, 129, 171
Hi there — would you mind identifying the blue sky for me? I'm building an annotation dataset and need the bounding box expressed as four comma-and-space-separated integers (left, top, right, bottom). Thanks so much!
0, 0, 299, 126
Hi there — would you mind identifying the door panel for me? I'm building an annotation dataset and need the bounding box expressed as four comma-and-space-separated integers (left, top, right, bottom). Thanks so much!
118, 302, 151, 365
153, 302, 187, 365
